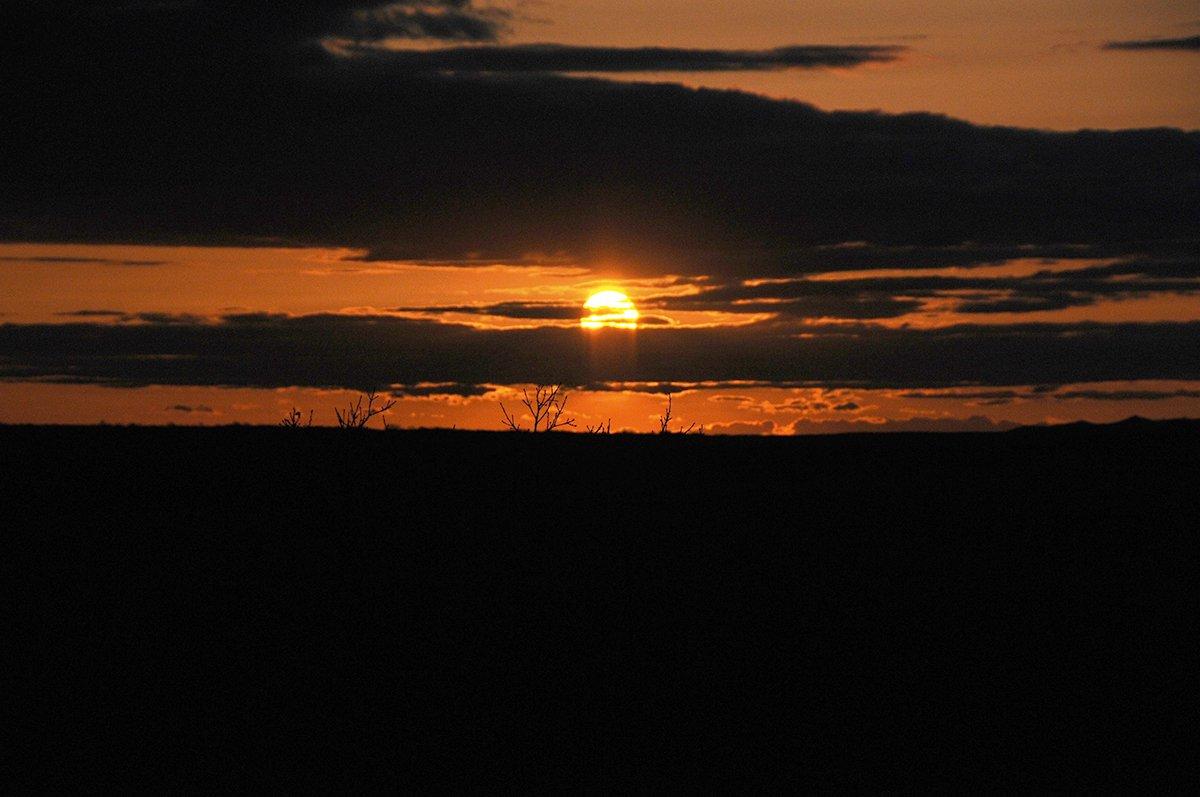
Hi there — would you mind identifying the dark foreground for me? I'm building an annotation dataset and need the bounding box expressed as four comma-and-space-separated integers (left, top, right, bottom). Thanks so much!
3, 421, 1197, 788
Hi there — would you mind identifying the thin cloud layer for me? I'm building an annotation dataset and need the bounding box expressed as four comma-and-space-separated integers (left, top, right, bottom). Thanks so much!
898, 387, 1200, 404
336, 43, 904, 72
635, 255, 1200, 318
388, 251, 1200, 323
3, 314, 1199, 391
1103, 35, 1200, 51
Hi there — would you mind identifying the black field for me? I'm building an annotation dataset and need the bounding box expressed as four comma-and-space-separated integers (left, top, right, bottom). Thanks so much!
4, 421, 1197, 789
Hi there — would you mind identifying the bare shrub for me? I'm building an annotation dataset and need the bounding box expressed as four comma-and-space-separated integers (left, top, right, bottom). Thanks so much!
500, 385, 576, 432
586, 419, 613, 434
657, 395, 698, 434
281, 407, 313, 428
335, 391, 397, 430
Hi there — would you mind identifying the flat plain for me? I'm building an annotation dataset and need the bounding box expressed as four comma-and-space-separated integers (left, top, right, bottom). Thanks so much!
4, 421, 1196, 789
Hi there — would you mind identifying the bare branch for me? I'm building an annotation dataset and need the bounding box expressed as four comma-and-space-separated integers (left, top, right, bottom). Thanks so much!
586, 419, 613, 434
281, 407, 313, 428
657, 395, 674, 434
544, 390, 576, 431
335, 391, 396, 429
658, 395, 701, 434
499, 401, 524, 431
499, 384, 576, 431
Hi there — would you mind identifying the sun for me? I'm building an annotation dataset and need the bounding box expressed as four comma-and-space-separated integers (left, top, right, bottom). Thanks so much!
582, 290, 639, 330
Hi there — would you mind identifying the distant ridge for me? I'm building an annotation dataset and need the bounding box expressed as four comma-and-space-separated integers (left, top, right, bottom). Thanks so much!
1008, 416, 1200, 434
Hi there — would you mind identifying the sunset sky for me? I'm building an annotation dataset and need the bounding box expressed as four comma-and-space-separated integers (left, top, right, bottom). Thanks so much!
2, 1, 1198, 431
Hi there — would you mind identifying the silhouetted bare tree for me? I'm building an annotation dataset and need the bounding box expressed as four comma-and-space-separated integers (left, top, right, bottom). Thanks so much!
281, 407, 313, 428
500, 385, 576, 431
335, 391, 396, 430
657, 395, 698, 434
586, 419, 613, 434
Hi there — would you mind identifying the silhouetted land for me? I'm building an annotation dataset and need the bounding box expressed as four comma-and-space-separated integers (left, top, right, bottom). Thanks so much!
4, 420, 1196, 788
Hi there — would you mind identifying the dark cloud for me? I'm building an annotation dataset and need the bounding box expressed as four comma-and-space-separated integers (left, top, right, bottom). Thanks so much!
393, 302, 684, 324
56, 310, 128, 318
389, 382, 495, 397
900, 390, 1026, 401
45, 310, 210, 323
578, 381, 822, 394
3, 313, 1200, 391
37, 1, 510, 44
357, 242, 1198, 275
1092, 256, 1200, 279
899, 387, 1200, 403
340, 1, 510, 43
611, 242, 1199, 277
647, 293, 925, 319
395, 302, 584, 320
1103, 36, 1200, 52
953, 293, 1091, 314
166, 404, 215, 413
2, 0, 1196, 279
128, 312, 210, 325
339, 43, 903, 73
1054, 389, 1200, 401
388, 252, 1200, 326
399, 296, 920, 322
637, 255, 1200, 319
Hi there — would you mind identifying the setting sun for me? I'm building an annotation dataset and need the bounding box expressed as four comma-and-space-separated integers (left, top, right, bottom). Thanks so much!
582, 290, 640, 330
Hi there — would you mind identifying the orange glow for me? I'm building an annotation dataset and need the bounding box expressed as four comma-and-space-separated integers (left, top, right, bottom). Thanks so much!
582, 290, 640, 329
4, 380, 1200, 432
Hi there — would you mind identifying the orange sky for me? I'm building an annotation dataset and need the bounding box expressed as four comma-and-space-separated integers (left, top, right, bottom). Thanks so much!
3, 378, 1200, 431
501, 0, 1200, 130
3, 242, 1198, 430
4, 243, 1198, 327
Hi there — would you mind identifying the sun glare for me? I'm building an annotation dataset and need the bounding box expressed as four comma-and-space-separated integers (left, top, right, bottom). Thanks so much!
582, 290, 639, 330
